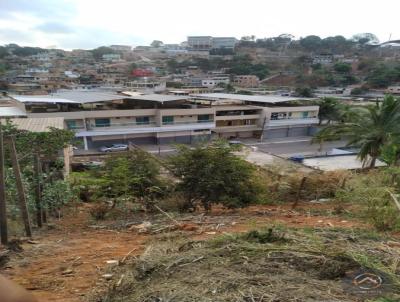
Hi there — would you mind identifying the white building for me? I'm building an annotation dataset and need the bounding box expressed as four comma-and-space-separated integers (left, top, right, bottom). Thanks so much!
187, 36, 213, 51
211, 37, 238, 49
109, 45, 132, 52
102, 53, 122, 62
201, 77, 230, 88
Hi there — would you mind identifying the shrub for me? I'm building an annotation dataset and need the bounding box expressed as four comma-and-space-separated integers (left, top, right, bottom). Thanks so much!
168, 141, 265, 211
268, 170, 349, 203
335, 171, 400, 231
158, 192, 192, 212
89, 203, 110, 220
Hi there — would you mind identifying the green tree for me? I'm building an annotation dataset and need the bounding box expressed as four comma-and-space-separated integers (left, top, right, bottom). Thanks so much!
100, 150, 165, 202
316, 97, 341, 125
90, 46, 116, 60
367, 64, 400, 88
168, 141, 263, 211
0, 46, 8, 59
316, 95, 400, 168
334, 62, 352, 73
299, 35, 322, 51
150, 40, 164, 48
351, 33, 379, 45
295, 86, 313, 98
320, 35, 351, 53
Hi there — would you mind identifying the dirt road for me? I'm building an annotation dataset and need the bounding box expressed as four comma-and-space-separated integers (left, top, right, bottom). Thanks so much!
2, 207, 147, 302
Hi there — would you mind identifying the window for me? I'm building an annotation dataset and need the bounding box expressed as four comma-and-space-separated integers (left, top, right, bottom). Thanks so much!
162, 116, 174, 125
66, 120, 77, 129
95, 118, 110, 127
271, 112, 287, 120
197, 114, 210, 123
302, 111, 309, 118
136, 116, 150, 125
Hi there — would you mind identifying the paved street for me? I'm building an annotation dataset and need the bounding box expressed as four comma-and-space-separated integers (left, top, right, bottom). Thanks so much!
244, 137, 348, 158
73, 137, 348, 159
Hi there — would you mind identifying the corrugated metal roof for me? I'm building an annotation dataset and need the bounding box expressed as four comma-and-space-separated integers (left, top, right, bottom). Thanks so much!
12, 96, 77, 104
0, 106, 27, 117
2, 117, 64, 132
191, 93, 313, 104
12, 92, 188, 104
12, 91, 127, 104
128, 94, 189, 103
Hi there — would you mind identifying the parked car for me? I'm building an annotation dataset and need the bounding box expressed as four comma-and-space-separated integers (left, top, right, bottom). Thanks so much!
228, 140, 242, 145
289, 155, 305, 163
99, 144, 128, 152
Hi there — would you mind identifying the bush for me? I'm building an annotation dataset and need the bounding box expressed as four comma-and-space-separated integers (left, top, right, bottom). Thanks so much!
267, 170, 349, 202
69, 150, 167, 206
89, 203, 110, 220
42, 180, 76, 211
158, 192, 191, 212
168, 141, 265, 211
335, 171, 400, 231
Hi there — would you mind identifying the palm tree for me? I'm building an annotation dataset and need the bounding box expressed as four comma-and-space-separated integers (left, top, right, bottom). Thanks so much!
317, 97, 341, 125
315, 95, 400, 168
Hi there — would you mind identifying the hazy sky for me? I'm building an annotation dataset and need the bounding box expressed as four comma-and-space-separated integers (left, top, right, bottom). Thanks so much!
0, 0, 399, 50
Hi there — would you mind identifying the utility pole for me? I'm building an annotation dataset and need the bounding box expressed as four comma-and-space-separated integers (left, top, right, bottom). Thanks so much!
9, 136, 32, 237
33, 154, 42, 228
0, 120, 8, 244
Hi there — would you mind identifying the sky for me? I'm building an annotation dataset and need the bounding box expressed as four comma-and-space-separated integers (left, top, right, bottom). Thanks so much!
0, 0, 399, 50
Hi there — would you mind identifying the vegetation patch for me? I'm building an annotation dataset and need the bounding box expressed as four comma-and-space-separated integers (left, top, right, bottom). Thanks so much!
92, 227, 400, 302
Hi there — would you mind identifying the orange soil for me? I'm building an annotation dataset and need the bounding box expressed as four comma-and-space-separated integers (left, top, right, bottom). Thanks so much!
1, 202, 366, 302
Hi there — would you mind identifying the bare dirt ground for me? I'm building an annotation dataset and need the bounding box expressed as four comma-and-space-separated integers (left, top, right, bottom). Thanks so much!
0, 202, 369, 302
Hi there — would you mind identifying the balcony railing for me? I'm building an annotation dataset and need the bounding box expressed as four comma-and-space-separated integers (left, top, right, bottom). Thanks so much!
268, 117, 319, 127
88, 121, 157, 129
270, 116, 318, 121
82, 120, 215, 129
67, 125, 86, 131
162, 120, 214, 126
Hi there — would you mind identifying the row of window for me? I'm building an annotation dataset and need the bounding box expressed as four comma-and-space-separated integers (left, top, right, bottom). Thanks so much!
66, 115, 212, 129
270, 112, 312, 120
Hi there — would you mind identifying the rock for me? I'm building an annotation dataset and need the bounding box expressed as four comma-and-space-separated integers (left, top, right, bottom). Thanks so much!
27, 240, 40, 244
61, 269, 74, 275
102, 274, 113, 280
129, 221, 152, 233
105, 260, 119, 267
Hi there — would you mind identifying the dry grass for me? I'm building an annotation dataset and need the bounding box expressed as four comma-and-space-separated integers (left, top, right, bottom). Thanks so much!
90, 227, 400, 302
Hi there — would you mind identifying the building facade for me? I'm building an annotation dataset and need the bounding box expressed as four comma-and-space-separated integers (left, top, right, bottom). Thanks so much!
187, 36, 213, 51
9, 92, 319, 150
233, 75, 260, 88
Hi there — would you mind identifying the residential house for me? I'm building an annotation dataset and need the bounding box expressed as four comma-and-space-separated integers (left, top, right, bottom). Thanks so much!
102, 54, 122, 62
211, 37, 238, 49
233, 75, 259, 88
187, 36, 213, 51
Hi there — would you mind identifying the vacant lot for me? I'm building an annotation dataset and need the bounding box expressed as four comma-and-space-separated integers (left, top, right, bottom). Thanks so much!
1, 202, 399, 302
